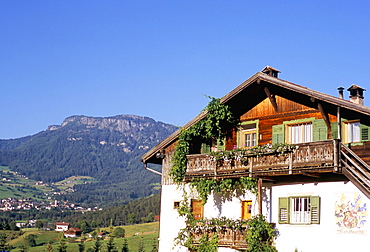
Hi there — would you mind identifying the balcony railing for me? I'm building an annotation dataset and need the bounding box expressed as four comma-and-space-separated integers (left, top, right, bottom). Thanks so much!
186, 140, 339, 177
190, 226, 248, 249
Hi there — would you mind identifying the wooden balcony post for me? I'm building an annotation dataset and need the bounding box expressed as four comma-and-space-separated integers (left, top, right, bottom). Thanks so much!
288, 152, 293, 174
258, 178, 263, 215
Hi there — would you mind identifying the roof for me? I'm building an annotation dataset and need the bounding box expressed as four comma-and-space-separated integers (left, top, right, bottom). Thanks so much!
56, 222, 69, 226
142, 69, 370, 164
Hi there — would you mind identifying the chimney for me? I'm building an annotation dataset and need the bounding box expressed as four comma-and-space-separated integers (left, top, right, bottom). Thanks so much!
347, 84, 365, 105
338, 87, 344, 99
261, 66, 280, 78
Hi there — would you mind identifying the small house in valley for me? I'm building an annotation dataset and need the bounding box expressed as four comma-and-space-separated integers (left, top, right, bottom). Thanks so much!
64, 227, 82, 238
55, 222, 69, 232
142, 66, 370, 251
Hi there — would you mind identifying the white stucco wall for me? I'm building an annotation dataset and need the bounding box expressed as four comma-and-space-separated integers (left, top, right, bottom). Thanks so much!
271, 181, 369, 252
158, 183, 271, 252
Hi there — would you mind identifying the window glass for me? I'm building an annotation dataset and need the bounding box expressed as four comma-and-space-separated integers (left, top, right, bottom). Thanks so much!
287, 123, 312, 144
290, 197, 311, 224
347, 121, 360, 143
240, 123, 257, 148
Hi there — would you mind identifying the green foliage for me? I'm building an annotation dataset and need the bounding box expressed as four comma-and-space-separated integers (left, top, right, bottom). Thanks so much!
197, 233, 218, 252
170, 97, 236, 183
91, 237, 102, 252
121, 238, 129, 252
190, 177, 258, 203
78, 240, 85, 252
113, 227, 126, 238
138, 237, 145, 252
106, 236, 118, 252
45, 242, 53, 252
24, 234, 38, 247
245, 215, 278, 252
175, 189, 278, 252
56, 235, 67, 252
169, 131, 191, 183
208, 143, 297, 165
0, 232, 11, 251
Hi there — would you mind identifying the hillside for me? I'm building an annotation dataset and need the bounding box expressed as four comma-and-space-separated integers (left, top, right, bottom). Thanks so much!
0, 115, 177, 207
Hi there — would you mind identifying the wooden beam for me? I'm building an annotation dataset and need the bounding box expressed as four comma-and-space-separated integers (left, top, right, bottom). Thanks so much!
258, 178, 263, 215
302, 172, 321, 178
264, 87, 279, 113
258, 176, 275, 182
317, 102, 332, 138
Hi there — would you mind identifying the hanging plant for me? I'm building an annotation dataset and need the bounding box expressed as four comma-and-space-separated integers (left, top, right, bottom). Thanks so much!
207, 143, 297, 165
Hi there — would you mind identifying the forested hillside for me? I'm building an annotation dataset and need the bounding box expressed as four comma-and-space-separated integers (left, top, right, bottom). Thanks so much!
0, 115, 177, 207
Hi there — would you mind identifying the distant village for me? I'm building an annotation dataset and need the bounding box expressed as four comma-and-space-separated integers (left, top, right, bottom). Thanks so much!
0, 196, 102, 212
0, 169, 100, 212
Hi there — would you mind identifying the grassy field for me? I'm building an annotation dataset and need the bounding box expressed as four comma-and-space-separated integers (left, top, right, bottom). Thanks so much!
8, 222, 159, 251
0, 165, 98, 201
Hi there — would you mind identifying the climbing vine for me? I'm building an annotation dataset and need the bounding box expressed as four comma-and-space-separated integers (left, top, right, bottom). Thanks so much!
190, 177, 258, 204
175, 196, 278, 252
169, 96, 236, 182
170, 96, 279, 251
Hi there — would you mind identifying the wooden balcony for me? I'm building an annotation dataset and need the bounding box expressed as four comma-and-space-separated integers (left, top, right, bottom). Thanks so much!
185, 140, 340, 180
190, 226, 248, 250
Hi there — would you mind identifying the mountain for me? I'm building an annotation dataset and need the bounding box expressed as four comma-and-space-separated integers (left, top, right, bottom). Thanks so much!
0, 115, 177, 207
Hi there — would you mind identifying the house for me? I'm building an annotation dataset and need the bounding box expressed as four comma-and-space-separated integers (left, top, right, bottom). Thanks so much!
64, 227, 82, 238
55, 222, 69, 232
141, 66, 370, 252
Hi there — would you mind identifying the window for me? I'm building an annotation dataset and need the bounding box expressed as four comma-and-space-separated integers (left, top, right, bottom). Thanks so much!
239, 122, 257, 148
278, 196, 320, 224
344, 121, 361, 143
241, 200, 252, 220
191, 199, 204, 220
286, 122, 312, 144
273, 119, 328, 144
174, 201, 180, 209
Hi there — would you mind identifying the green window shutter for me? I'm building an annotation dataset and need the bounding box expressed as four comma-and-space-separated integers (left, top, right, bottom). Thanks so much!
272, 124, 285, 144
310, 196, 320, 224
201, 143, 211, 154
278, 197, 290, 224
361, 124, 370, 142
313, 119, 327, 141
332, 122, 338, 139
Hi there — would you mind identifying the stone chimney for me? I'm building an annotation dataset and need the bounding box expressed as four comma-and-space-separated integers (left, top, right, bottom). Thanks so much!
348, 84, 365, 105
262, 66, 280, 78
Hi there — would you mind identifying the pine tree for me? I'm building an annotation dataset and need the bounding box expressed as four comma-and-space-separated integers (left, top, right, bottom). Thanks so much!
78, 239, 85, 252
138, 237, 145, 252
0, 233, 10, 252
106, 236, 118, 252
121, 238, 129, 252
57, 235, 67, 252
92, 237, 102, 252
151, 242, 158, 252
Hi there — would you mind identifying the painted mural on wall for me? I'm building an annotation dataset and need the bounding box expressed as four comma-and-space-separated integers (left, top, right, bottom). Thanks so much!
335, 193, 367, 235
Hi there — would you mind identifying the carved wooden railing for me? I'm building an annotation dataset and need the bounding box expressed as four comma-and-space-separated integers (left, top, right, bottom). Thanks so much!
186, 140, 339, 176
191, 226, 248, 249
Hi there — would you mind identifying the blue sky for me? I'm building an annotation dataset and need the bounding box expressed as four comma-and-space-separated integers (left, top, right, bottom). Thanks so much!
1, 1, 369, 139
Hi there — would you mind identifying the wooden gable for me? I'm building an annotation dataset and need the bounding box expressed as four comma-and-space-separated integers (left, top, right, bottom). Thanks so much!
241, 95, 314, 121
